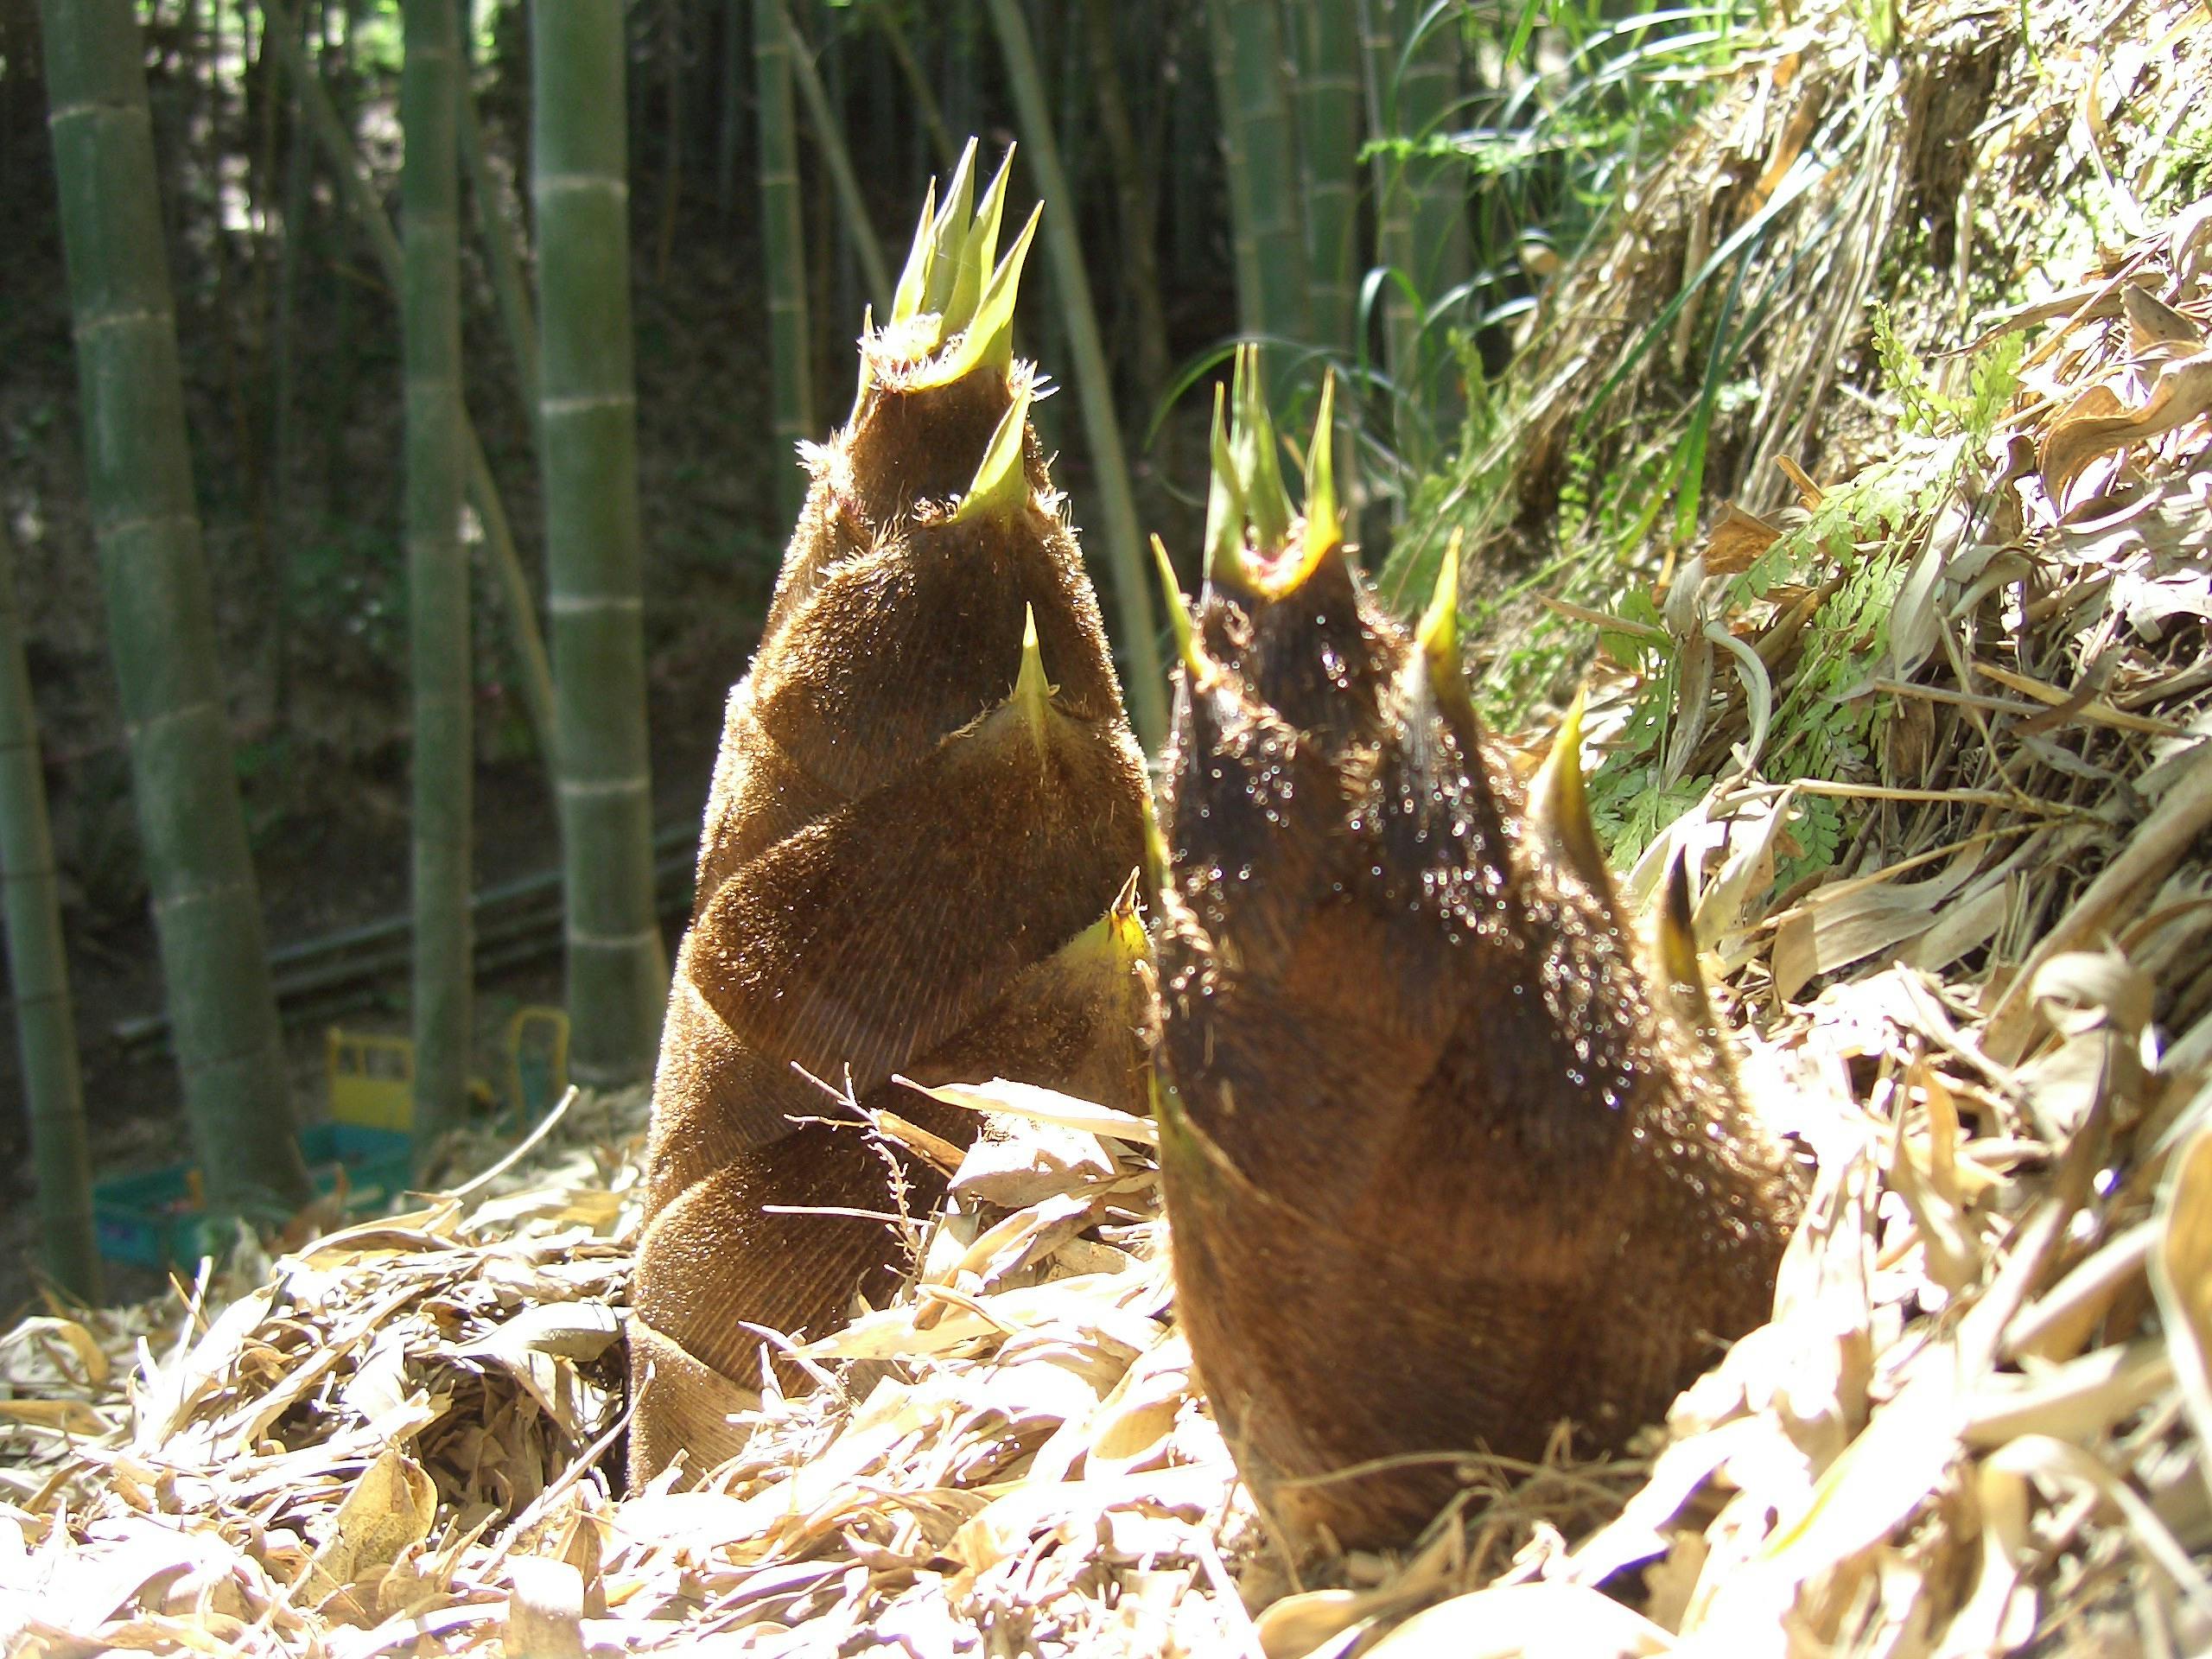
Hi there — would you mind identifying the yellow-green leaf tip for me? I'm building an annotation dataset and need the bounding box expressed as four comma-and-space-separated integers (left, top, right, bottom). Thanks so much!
1659, 851, 1705, 995
1106, 867, 1149, 963
889, 180, 939, 329
1205, 347, 1326, 594
1202, 383, 1249, 592
1063, 868, 1152, 974
1417, 530, 1465, 699
1231, 345, 1292, 552
942, 146, 1014, 337
1154, 536, 1210, 683
1304, 371, 1343, 563
891, 139, 1027, 375
1532, 686, 1612, 899
1009, 602, 1056, 748
919, 200, 1041, 390
950, 383, 1033, 524
918, 139, 981, 322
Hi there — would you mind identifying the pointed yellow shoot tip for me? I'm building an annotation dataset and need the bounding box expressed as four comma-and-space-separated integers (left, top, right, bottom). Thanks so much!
1105, 866, 1149, 963
1110, 863, 1142, 918
890, 181, 938, 329
1305, 371, 1343, 563
849, 304, 878, 419
920, 138, 981, 318
1532, 685, 1618, 903
1250, 376, 1344, 595
1417, 531, 1464, 685
1230, 344, 1291, 551
944, 144, 1015, 335
1009, 602, 1056, 746
913, 202, 1040, 391
1543, 687, 1589, 811
950, 383, 1033, 525
1153, 535, 1209, 681
1058, 867, 1151, 976
1203, 383, 1254, 594
1660, 851, 1705, 993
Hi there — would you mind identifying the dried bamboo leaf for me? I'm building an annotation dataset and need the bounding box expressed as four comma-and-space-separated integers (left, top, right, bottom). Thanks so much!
2040, 349, 2212, 505
298, 1446, 437, 1606
2151, 1118, 2212, 1510
1702, 502, 1788, 575
1361, 1582, 1675, 1658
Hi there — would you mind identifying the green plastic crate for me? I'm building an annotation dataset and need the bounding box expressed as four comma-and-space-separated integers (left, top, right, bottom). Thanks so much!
93, 1122, 416, 1270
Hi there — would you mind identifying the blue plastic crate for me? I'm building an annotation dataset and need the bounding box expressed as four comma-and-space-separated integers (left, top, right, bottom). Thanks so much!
93, 1122, 417, 1270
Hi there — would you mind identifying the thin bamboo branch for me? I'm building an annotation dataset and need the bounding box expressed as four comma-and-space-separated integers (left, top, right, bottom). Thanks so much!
864, 0, 957, 173
982, 0, 1166, 751
1358, 0, 1423, 483
716, 0, 744, 212
1205, 0, 1261, 341
455, 6, 540, 429
1397, 0, 1468, 311
403, 0, 472, 1153
258, 0, 558, 774
0, 521, 100, 1300
1083, 0, 1168, 400
756, 0, 815, 524
782, 2, 890, 315
265, 0, 312, 719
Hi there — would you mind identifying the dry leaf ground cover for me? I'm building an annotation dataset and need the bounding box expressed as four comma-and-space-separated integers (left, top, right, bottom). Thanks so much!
13, 0, 2212, 1653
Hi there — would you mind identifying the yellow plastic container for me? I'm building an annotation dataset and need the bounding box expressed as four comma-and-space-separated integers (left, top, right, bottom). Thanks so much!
327, 1007, 569, 1133
504, 1006, 570, 1128
327, 1028, 415, 1131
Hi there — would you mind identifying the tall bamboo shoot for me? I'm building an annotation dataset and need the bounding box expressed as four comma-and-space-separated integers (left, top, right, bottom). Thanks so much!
632, 161, 1153, 1478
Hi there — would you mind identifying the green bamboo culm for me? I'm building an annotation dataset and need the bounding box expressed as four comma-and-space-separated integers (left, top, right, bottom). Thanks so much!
1290, 0, 1362, 356
1358, 0, 1423, 482
756, 0, 815, 524
38, 0, 310, 1217
1363, 0, 1469, 480
457, 5, 541, 434
1205, 0, 1307, 361
532, 0, 669, 1087
781, 3, 891, 315
404, 0, 472, 1153
0, 524, 101, 1301
981, 0, 1168, 753
257, 0, 559, 778
1397, 0, 1469, 320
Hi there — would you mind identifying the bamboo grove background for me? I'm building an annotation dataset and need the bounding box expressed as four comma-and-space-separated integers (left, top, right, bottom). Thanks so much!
0, 0, 1747, 1299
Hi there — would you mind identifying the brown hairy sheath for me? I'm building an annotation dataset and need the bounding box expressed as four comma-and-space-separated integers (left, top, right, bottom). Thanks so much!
630, 152, 1153, 1482
1151, 355, 1804, 1550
